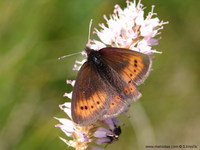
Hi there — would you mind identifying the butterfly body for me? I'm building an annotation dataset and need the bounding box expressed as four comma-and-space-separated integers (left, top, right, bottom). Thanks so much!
87, 49, 113, 82
86, 48, 122, 94
71, 47, 152, 126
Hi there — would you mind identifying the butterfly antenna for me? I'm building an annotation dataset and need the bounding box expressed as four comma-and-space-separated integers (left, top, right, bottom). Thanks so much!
59, 20, 93, 60
58, 51, 82, 60
87, 19, 93, 45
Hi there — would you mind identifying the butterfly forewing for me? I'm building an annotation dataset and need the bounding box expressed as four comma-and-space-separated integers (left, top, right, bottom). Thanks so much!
100, 47, 152, 117
72, 62, 113, 126
100, 47, 152, 86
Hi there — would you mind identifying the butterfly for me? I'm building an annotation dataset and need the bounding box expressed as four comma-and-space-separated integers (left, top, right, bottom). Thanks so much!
71, 47, 152, 126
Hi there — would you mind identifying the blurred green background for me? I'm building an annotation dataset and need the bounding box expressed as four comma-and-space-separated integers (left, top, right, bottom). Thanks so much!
0, 0, 200, 150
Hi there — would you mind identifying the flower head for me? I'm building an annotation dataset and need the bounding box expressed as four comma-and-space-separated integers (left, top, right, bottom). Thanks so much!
55, 1, 167, 149
88, 0, 167, 54
55, 102, 121, 150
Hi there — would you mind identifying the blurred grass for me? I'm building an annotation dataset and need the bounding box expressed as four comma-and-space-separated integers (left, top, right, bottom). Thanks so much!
0, 0, 200, 150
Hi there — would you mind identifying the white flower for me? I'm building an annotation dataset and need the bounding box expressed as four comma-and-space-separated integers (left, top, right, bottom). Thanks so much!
88, 0, 168, 54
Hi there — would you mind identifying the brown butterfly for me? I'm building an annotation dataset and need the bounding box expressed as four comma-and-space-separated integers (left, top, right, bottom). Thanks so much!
71, 47, 152, 126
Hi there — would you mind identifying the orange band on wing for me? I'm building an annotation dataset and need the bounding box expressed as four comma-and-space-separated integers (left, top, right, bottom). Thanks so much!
120, 56, 144, 83
74, 91, 107, 118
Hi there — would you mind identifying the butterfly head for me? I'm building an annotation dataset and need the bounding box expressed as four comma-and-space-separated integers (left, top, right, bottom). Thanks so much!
85, 47, 102, 65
